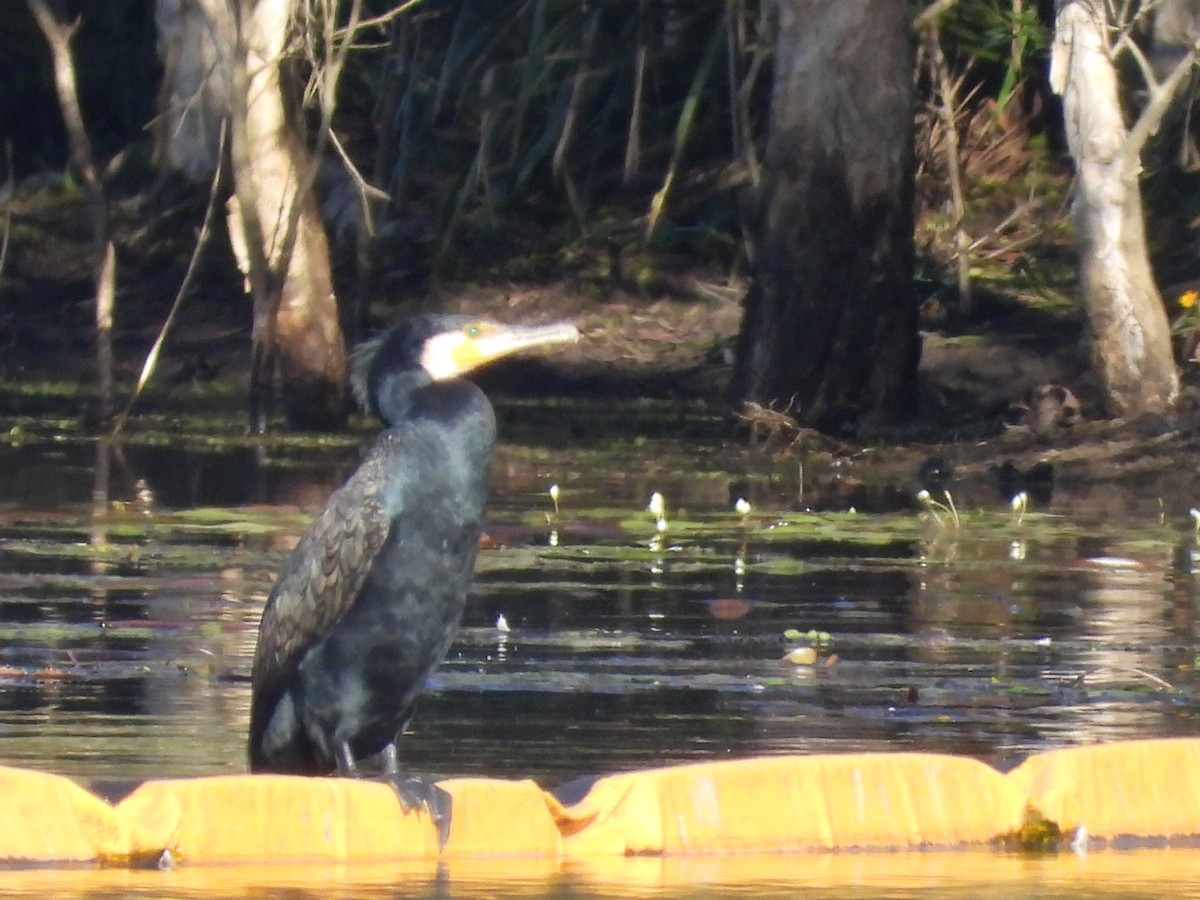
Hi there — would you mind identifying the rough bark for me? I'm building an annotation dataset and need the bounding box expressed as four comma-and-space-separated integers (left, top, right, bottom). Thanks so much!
156, 0, 347, 431
731, 0, 920, 432
1051, 0, 1179, 417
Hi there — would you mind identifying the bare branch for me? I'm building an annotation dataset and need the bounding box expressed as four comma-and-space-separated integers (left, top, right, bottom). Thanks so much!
913, 0, 960, 31
328, 128, 389, 239
333, 0, 422, 39
919, 15, 972, 312
112, 124, 230, 434
1113, 0, 1135, 36
1124, 34, 1200, 166
26, 1, 95, 188
27, 0, 115, 420
1114, 31, 1158, 90
967, 200, 1037, 250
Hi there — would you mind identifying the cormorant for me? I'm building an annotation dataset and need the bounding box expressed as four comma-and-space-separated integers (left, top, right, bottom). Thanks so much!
248, 314, 578, 812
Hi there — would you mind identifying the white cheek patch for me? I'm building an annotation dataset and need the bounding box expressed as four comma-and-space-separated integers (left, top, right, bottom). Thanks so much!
420, 331, 469, 380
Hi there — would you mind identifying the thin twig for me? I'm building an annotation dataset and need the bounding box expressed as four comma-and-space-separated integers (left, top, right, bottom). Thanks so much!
332, 0, 421, 38
1123, 25, 1200, 168
920, 16, 972, 313
963, 197, 1040, 253
1082, 666, 1175, 691
327, 128, 389, 240
111, 124, 228, 434
913, 0, 960, 31
1126, 667, 1175, 690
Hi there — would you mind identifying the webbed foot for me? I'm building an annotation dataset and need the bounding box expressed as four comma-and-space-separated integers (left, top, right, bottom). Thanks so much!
336, 741, 452, 847
379, 772, 453, 848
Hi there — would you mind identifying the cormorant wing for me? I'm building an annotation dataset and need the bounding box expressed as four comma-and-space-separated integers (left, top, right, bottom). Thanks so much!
249, 434, 395, 749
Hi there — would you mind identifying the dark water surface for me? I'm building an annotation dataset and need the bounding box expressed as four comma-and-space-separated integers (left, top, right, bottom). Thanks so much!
2, 424, 1200, 897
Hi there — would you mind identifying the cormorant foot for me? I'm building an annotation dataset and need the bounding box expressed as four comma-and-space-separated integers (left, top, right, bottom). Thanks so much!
379, 772, 453, 848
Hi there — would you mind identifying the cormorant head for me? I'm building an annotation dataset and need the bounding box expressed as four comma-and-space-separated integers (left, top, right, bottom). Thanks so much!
352, 314, 578, 424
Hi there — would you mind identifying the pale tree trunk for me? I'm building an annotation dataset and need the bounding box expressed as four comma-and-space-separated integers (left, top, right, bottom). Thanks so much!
27, 0, 116, 422
156, 0, 347, 432
1050, 0, 1180, 417
227, 0, 346, 432
154, 0, 233, 179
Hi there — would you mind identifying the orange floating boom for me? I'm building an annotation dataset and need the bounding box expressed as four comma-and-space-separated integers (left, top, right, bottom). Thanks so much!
3, 740, 1200, 867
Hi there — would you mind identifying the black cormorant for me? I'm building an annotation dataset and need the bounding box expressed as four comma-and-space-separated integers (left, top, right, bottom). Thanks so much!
247, 314, 578, 808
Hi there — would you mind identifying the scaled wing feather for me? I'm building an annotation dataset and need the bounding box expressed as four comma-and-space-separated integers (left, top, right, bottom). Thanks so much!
249, 437, 394, 743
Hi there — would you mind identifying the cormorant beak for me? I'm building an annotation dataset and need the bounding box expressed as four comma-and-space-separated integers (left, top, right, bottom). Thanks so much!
422, 321, 579, 380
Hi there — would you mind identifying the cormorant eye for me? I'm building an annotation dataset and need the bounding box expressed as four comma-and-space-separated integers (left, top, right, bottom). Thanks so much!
464, 323, 489, 338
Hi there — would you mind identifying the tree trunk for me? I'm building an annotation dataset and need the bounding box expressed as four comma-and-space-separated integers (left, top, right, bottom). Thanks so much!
233, 0, 346, 431
153, 0, 233, 179
28, 0, 117, 423
1050, 0, 1179, 417
157, 0, 347, 431
731, 0, 920, 432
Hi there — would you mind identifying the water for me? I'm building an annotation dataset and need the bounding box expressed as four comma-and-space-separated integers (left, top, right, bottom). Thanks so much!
2, 422, 1200, 896
5, 851, 1200, 899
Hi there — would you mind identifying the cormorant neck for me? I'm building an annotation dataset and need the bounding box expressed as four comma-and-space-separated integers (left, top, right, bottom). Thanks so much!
375, 374, 494, 443
401, 380, 498, 476
372, 369, 432, 426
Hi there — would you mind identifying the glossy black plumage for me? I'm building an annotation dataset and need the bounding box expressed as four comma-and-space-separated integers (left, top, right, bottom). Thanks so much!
248, 314, 576, 778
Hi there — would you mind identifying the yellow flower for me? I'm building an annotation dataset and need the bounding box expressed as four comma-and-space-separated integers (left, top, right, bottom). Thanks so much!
1180, 289, 1199, 309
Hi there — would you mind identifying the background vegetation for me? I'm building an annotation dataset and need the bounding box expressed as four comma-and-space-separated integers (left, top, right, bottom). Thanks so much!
5, 0, 1200, 428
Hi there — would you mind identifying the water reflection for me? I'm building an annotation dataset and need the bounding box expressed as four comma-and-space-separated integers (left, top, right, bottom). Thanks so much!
2, 849, 1199, 899
0, 437, 1198, 791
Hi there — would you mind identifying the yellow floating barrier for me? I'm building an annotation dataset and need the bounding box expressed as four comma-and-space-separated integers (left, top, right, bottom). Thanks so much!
552, 752, 1029, 855
0, 765, 152, 865
1008, 738, 1200, 842
115, 774, 440, 863
8, 738, 1200, 872
114, 774, 564, 863
438, 777, 561, 855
